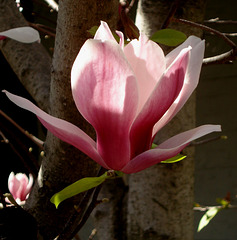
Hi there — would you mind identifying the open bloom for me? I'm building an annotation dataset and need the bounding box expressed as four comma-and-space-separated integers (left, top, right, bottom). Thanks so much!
0, 26, 40, 43
4, 21, 221, 174
8, 172, 33, 205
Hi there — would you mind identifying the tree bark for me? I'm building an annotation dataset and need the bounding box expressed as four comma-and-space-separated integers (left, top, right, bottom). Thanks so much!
1, 0, 120, 239
126, 1, 207, 240
23, 1, 119, 239
0, 0, 51, 112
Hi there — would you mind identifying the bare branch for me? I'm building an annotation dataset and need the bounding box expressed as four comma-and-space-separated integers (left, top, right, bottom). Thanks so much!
0, 109, 44, 149
43, 0, 59, 12
203, 49, 237, 65
161, 0, 184, 29
172, 18, 237, 65
172, 18, 236, 48
28, 22, 56, 38
0, 0, 51, 111
204, 17, 237, 25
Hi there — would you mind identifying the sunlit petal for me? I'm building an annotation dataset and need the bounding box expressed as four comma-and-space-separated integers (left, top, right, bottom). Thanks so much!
152, 38, 205, 137
71, 39, 138, 170
122, 125, 221, 173
3, 91, 108, 168
130, 47, 191, 157
124, 34, 166, 112
0, 27, 40, 43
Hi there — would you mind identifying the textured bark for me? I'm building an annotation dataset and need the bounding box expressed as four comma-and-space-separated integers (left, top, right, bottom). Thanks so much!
22, 1, 119, 239
0, 0, 51, 112
126, 1, 207, 240
93, 178, 128, 240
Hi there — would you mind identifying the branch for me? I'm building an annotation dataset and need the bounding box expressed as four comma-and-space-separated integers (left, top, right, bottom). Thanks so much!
161, 0, 184, 29
0, 0, 51, 111
172, 18, 237, 65
204, 17, 237, 25
0, 109, 44, 149
43, 0, 59, 12
56, 168, 106, 240
28, 22, 56, 38
194, 205, 237, 211
172, 18, 236, 48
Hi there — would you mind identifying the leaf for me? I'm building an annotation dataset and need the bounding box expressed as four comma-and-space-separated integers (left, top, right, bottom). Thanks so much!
197, 207, 221, 232
87, 26, 99, 37
161, 154, 186, 163
150, 29, 187, 46
50, 172, 108, 208
151, 143, 158, 149
216, 198, 229, 208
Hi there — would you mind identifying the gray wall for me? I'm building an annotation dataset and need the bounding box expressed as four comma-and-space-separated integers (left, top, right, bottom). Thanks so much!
195, 1, 237, 239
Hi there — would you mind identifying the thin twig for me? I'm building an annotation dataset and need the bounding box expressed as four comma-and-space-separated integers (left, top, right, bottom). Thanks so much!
189, 135, 227, 147
88, 229, 97, 240
203, 49, 237, 65
43, 0, 59, 12
28, 22, 56, 38
223, 33, 237, 37
0, 130, 9, 143
69, 183, 104, 239
0, 130, 38, 178
172, 18, 237, 65
204, 18, 237, 25
56, 167, 106, 240
0, 110, 44, 150
194, 204, 237, 211
172, 18, 236, 48
161, 0, 184, 29
127, 0, 137, 12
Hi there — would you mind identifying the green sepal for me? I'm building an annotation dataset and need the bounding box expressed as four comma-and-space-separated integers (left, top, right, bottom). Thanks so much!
151, 143, 158, 149
161, 154, 186, 163
197, 207, 221, 232
216, 198, 229, 208
50, 172, 108, 209
150, 29, 187, 46
114, 171, 124, 177
87, 26, 99, 37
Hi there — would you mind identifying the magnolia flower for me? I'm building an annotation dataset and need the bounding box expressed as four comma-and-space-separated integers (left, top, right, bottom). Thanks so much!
4, 21, 221, 174
8, 172, 33, 205
0, 26, 40, 43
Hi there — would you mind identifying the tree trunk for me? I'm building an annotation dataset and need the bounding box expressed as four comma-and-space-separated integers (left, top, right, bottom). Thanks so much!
126, 1, 207, 240
0, 0, 51, 111
20, 1, 119, 239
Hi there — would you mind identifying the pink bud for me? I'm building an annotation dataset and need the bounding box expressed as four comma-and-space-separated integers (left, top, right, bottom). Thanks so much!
8, 172, 33, 204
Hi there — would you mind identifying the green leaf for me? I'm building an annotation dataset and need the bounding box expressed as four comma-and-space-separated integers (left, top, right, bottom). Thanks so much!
151, 143, 158, 149
161, 154, 186, 163
197, 207, 221, 232
150, 29, 187, 46
50, 172, 108, 208
87, 26, 99, 37
114, 171, 124, 178
216, 198, 229, 208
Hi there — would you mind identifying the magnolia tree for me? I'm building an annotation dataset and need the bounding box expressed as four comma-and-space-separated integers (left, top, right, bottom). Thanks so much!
0, 0, 235, 240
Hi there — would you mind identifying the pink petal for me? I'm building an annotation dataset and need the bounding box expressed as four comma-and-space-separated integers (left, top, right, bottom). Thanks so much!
8, 172, 20, 199
71, 39, 138, 170
122, 124, 221, 173
152, 37, 205, 137
15, 173, 28, 200
130, 47, 191, 158
166, 36, 203, 68
124, 34, 166, 112
3, 91, 108, 169
22, 174, 33, 200
0, 27, 40, 43
94, 21, 116, 42
115, 30, 125, 49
